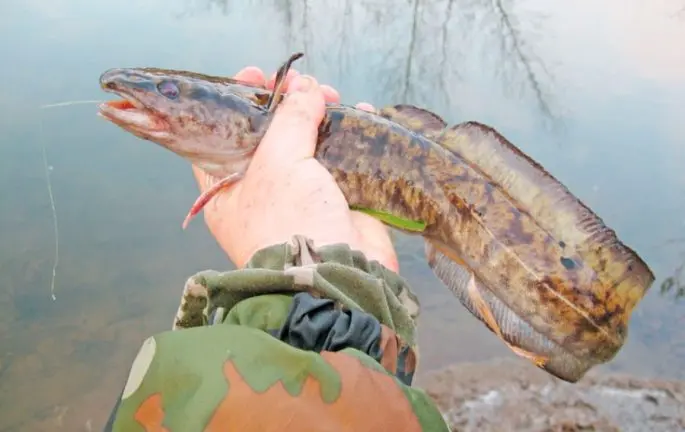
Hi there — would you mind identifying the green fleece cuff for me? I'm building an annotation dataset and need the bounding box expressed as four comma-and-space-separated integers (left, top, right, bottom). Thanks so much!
172, 235, 421, 350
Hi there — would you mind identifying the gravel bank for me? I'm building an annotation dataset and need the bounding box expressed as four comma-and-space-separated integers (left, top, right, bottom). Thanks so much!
420, 358, 685, 432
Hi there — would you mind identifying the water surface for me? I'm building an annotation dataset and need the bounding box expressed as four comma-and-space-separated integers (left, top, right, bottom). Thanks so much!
1, 0, 684, 430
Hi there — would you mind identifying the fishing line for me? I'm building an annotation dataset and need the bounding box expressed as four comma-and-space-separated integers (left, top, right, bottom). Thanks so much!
38, 114, 59, 301
40, 100, 104, 109
37, 99, 103, 300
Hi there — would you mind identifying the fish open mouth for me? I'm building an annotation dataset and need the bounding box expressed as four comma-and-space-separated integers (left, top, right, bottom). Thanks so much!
98, 93, 170, 137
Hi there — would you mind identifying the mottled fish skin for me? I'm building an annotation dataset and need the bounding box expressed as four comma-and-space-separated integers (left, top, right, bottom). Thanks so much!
317, 106, 653, 364
99, 67, 277, 179
377, 105, 656, 379
98, 59, 654, 382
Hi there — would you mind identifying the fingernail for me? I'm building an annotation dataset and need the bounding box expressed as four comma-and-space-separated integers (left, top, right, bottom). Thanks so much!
290, 75, 314, 92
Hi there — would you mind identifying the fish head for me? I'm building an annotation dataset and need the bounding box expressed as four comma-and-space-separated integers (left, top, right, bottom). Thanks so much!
98, 67, 271, 177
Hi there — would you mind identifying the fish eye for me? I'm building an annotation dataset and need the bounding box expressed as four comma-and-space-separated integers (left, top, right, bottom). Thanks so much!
157, 81, 180, 99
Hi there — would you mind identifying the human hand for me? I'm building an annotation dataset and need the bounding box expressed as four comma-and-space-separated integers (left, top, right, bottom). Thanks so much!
191, 67, 399, 272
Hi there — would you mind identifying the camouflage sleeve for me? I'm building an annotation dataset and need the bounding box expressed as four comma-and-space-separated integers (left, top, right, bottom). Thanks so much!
105, 235, 450, 432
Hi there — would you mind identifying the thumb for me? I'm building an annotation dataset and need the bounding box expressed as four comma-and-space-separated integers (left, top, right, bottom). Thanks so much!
251, 75, 326, 167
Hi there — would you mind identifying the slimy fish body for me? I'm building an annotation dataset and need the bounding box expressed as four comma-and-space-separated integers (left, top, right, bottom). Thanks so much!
98, 53, 654, 382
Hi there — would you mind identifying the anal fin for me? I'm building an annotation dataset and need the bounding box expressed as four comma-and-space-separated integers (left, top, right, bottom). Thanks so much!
424, 238, 550, 369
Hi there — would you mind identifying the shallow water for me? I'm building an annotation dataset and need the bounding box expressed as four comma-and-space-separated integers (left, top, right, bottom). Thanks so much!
0, 0, 684, 430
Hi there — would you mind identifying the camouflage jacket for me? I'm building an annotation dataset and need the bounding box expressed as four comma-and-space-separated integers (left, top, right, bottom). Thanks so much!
104, 235, 450, 431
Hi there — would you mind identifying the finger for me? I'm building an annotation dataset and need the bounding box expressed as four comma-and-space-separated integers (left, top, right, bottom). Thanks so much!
233, 67, 266, 86
320, 85, 340, 104
355, 102, 377, 113
266, 69, 300, 91
251, 75, 326, 166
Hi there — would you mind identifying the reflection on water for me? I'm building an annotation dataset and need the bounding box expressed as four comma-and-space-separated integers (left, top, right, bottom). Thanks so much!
660, 240, 685, 301
0, 0, 684, 430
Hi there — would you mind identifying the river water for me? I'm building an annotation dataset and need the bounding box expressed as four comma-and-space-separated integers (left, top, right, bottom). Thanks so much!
0, 0, 684, 430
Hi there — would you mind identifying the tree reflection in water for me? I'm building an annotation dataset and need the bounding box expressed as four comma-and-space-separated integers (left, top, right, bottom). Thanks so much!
660, 239, 685, 302
188, 0, 560, 126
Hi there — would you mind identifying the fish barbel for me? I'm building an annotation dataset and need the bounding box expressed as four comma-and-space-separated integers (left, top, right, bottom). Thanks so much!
97, 53, 654, 382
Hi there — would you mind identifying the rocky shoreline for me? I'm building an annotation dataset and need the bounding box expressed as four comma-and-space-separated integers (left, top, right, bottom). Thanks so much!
419, 358, 685, 432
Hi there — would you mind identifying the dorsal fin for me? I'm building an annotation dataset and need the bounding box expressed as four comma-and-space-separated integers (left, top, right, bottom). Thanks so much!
379, 104, 447, 135
266, 52, 304, 112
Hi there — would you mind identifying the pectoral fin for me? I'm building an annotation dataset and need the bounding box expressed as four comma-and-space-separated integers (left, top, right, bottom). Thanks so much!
182, 173, 243, 230
350, 206, 427, 233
